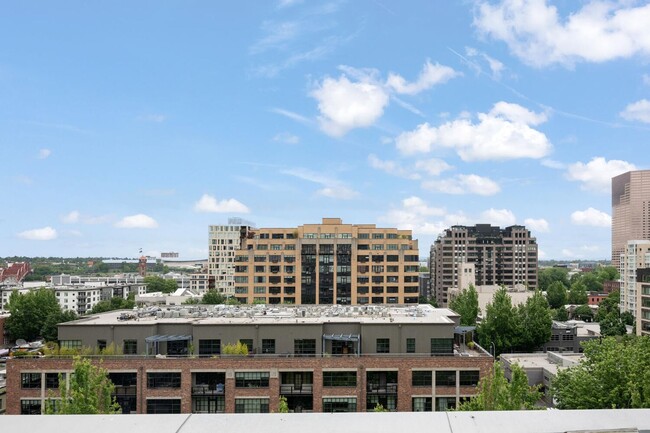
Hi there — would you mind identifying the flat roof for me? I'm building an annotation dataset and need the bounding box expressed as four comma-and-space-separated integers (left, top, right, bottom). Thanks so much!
60, 304, 459, 327
501, 352, 584, 376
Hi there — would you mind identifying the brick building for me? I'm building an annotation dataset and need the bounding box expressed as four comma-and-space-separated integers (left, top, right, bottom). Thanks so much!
6, 304, 492, 414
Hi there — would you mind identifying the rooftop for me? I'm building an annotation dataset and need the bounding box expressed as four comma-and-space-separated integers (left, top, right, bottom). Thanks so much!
501, 352, 584, 376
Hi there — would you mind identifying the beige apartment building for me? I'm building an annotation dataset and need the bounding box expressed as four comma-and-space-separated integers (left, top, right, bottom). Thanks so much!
231, 218, 420, 305
612, 170, 650, 269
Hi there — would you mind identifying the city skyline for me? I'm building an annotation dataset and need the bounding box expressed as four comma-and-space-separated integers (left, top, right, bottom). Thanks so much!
2, 1, 650, 260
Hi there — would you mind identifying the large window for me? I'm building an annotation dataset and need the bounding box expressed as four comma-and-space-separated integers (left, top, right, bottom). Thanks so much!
21, 373, 41, 389
198, 339, 221, 356
147, 399, 181, 414
192, 396, 225, 413
323, 371, 357, 387
436, 370, 456, 387
45, 373, 60, 389
367, 395, 396, 411
430, 338, 453, 355
235, 398, 269, 413
376, 338, 390, 353
262, 339, 275, 354
235, 372, 269, 388
60, 340, 82, 349
436, 397, 457, 411
123, 339, 138, 355
20, 399, 42, 415
294, 339, 316, 356
323, 397, 356, 412
459, 370, 480, 386
147, 372, 181, 388
412, 397, 432, 412
412, 371, 432, 387
406, 338, 416, 353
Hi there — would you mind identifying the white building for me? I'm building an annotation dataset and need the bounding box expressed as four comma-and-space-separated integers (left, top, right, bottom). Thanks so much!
54, 286, 102, 315
619, 240, 650, 317
208, 218, 254, 296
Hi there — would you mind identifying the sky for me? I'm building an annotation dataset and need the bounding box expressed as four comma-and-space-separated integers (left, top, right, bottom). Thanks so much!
2, 0, 650, 261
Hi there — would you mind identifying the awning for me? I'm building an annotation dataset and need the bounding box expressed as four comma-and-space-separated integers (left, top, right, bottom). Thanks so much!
145, 335, 192, 343
322, 334, 360, 342
454, 326, 476, 335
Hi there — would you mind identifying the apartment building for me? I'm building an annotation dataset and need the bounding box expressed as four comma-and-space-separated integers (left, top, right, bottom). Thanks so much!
431, 225, 538, 306
53, 286, 102, 315
612, 170, 650, 269
619, 240, 650, 321
6, 304, 492, 415
637, 268, 650, 336
231, 218, 420, 305
208, 218, 255, 297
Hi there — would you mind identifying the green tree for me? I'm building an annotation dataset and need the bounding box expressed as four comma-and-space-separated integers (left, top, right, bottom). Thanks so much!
538, 268, 569, 292
621, 311, 635, 327
46, 356, 121, 414
573, 304, 593, 321
478, 288, 520, 356
595, 291, 620, 322
222, 341, 249, 355
456, 363, 541, 411
6, 289, 77, 342
449, 284, 480, 326
202, 290, 226, 304
517, 290, 552, 352
595, 265, 619, 283
373, 403, 389, 412
546, 281, 567, 309
163, 279, 178, 293
89, 297, 135, 314
599, 311, 627, 336
552, 336, 650, 409
278, 396, 289, 413
567, 282, 588, 305
553, 307, 569, 321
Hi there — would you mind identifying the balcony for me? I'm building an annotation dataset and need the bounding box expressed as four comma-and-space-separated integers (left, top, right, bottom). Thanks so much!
280, 383, 314, 395
366, 383, 397, 394
192, 384, 225, 395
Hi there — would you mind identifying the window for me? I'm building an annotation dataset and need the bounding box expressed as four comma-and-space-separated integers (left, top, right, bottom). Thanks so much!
412, 371, 432, 386
412, 397, 432, 412
235, 398, 269, 413
459, 370, 480, 386
147, 399, 181, 414
60, 340, 82, 349
323, 371, 357, 387
254, 286, 266, 294
147, 372, 181, 388
406, 338, 416, 353
45, 373, 60, 389
372, 244, 384, 250
239, 339, 253, 352
323, 397, 357, 412
256, 244, 268, 250
436, 370, 456, 387
430, 338, 453, 355
262, 339, 275, 354
255, 265, 266, 272
199, 339, 221, 356
21, 373, 41, 389
21, 399, 41, 415
372, 233, 384, 239
294, 339, 316, 356
436, 397, 457, 411
97, 340, 107, 352
123, 340, 138, 355
367, 395, 396, 411
193, 396, 225, 413
376, 338, 390, 353
235, 372, 269, 388
358, 233, 370, 239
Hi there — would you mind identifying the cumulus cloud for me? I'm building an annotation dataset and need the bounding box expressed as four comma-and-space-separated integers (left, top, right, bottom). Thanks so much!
422, 174, 501, 196
62, 210, 80, 224
17, 226, 58, 240
474, 0, 650, 67
38, 148, 52, 159
273, 132, 300, 144
115, 214, 159, 229
385, 61, 459, 95
524, 217, 550, 233
380, 196, 449, 235
414, 159, 453, 176
395, 102, 551, 160
194, 194, 250, 213
566, 157, 636, 193
571, 207, 611, 227
480, 208, 516, 226
620, 99, 650, 123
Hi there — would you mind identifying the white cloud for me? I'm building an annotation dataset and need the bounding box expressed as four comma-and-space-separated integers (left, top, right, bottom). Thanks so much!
137, 114, 167, 123
317, 186, 359, 200
380, 196, 449, 235
62, 210, 80, 224
541, 159, 565, 169
414, 159, 453, 176
282, 168, 359, 200
464, 46, 505, 80
395, 102, 551, 160
474, 0, 650, 67
17, 226, 58, 240
566, 157, 636, 193
115, 214, 159, 229
524, 217, 549, 233
37, 148, 51, 159
385, 61, 459, 95
61, 210, 112, 225
368, 154, 420, 180
480, 208, 516, 226
273, 132, 300, 144
311, 74, 389, 137
538, 249, 547, 260
620, 99, 650, 123
422, 174, 500, 196
270, 107, 313, 125
570, 207, 611, 227
193, 194, 250, 213
250, 21, 300, 54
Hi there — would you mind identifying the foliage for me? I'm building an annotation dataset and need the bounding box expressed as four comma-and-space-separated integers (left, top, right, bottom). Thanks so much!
552, 336, 650, 409
183, 297, 201, 305
278, 396, 289, 413
143, 276, 177, 294
567, 282, 588, 305
43, 342, 122, 357
594, 265, 619, 283
202, 290, 226, 304
595, 291, 620, 321
5, 289, 77, 342
621, 311, 635, 327
594, 291, 628, 336
226, 297, 241, 305
373, 403, 389, 412
599, 312, 627, 336
573, 304, 593, 321
449, 284, 480, 326
456, 363, 542, 411
89, 296, 135, 314
222, 341, 249, 355
538, 267, 569, 292
553, 307, 569, 321
477, 288, 520, 356
45, 356, 121, 414
546, 281, 567, 309
517, 290, 552, 352
419, 296, 438, 308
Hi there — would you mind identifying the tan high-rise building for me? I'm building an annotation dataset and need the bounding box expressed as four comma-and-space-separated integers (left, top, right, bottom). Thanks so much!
208, 218, 255, 296
612, 170, 650, 269
232, 218, 420, 305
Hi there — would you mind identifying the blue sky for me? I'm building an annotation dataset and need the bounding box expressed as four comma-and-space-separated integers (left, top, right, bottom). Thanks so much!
2, 0, 650, 260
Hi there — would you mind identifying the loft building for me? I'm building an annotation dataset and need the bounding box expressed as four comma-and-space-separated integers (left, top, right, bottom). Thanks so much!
431, 225, 538, 306
5, 303, 492, 415
208, 218, 255, 297
231, 218, 420, 305
612, 170, 650, 269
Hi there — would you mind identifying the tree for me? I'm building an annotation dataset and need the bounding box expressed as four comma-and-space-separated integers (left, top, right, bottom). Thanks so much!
449, 284, 480, 326
552, 336, 650, 409
595, 265, 619, 283
579, 272, 603, 293
144, 276, 177, 294
546, 281, 567, 309
46, 356, 121, 414
278, 396, 289, 413
5, 289, 77, 342
477, 288, 520, 356
538, 268, 569, 292
202, 290, 226, 304
621, 311, 635, 327
573, 304, 593, 321
595, 291, 620, 322
517, 290, 552, 352
599, 311, 627, 336
456, 363, 541, 411
89, 297, 135, 314
222, 341, 249, 355
567, 282, 588, 305
553, 307, 569, 321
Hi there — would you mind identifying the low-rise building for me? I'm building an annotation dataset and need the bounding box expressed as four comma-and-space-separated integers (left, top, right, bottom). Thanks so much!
542, 321, 600, 353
